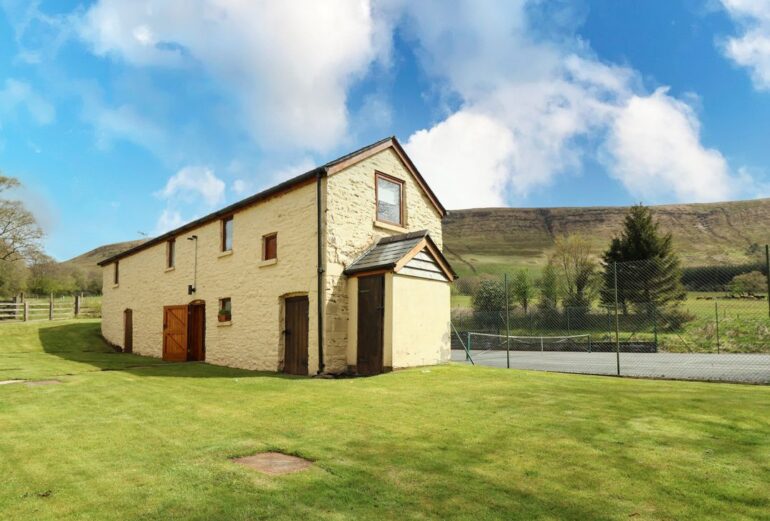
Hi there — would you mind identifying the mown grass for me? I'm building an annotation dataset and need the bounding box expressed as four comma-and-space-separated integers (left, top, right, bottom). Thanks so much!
2, 320, 770, 520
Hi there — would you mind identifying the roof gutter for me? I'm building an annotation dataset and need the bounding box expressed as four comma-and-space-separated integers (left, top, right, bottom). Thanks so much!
316, 169, 326, 374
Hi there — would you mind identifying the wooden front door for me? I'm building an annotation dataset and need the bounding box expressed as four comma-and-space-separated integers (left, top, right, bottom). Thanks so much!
163, 305, 188, 362
284, 296, 309, 375
357, 275, 384, 375
187, 302, 206, 361
123, 309, 133, 354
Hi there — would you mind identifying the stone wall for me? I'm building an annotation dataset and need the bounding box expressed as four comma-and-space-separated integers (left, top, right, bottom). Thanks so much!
101, 181, 320, 372
324, 148, 444, 373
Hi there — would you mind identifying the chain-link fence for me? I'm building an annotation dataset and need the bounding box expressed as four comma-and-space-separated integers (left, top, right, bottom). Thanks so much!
451, 255, 770, 383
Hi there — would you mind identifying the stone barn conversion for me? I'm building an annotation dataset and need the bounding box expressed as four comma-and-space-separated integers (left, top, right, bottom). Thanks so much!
98, 137, 456, 375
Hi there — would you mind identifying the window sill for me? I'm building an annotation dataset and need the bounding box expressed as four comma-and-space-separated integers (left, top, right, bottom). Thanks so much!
217, 321, 232, 327
373, 220, 407, 233
258, 258, 278, 268
218, 250, 234, 258
112, 284, 119, 289
164, 267, 175, 273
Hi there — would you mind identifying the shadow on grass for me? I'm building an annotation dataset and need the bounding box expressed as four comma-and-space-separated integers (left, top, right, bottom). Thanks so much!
37, 322, 295, 380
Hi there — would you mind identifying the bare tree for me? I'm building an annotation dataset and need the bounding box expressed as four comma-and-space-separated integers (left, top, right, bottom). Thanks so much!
551, 234, 598, 315
0, 175, 43, 262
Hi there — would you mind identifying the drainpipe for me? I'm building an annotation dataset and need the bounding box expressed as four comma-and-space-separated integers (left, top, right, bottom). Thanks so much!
316, 170, 326, 374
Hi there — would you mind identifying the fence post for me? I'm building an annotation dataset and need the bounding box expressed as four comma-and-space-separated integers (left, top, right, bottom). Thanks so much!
75, 294, 81, 317
466, 332, 471, 361
652, 304, 658, 351
504, 273, 510, 369
23, 301, 29, 322
49, 293, 54, 321
715, 300, 721, 354
766, 244, 770, 319
613, 262, 621, 376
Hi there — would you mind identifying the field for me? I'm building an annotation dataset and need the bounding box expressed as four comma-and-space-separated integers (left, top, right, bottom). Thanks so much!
2, 321, 770, 519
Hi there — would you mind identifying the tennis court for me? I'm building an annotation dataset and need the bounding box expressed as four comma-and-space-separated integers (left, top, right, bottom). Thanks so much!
451, 349, 770, 383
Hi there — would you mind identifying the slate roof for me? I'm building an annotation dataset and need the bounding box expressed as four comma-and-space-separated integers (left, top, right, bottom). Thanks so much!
344, 230, 456, 279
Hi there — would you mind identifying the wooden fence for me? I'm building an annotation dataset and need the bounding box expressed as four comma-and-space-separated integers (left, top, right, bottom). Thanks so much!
0, 295, 101, 323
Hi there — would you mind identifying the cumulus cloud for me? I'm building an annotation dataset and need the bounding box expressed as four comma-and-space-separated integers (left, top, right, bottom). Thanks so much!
397, 1, 744, 207
154, 166, 225, 233
0, 78, 55, 125
77, 0, 384, 151
157, 166, 225, 206
720, 0, 770, 90
602, 88, 733, 202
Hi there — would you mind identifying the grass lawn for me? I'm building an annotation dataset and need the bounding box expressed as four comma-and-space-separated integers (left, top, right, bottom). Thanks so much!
2, 321, 770, 520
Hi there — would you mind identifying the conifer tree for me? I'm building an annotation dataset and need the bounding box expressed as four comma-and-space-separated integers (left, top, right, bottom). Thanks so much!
600, 204, 686, 315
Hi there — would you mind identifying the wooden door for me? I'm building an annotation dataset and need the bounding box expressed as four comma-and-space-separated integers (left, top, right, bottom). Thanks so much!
123, 309, 133, 354
357, 275, 384, 375
163, 305, 188, 362
284, 296, 309, 375
187, 302, 206, 361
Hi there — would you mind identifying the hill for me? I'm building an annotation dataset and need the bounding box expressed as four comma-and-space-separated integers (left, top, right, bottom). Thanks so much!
443, 198, 770, 277
62, 239, 147, 272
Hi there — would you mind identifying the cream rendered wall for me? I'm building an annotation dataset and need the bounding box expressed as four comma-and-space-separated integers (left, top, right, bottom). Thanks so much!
390, 275, 451, 368
101, 182, 320, 372
325, 148, 443, 373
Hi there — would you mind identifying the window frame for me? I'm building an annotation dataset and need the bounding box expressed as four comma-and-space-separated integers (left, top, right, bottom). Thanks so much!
166, 238, 175, 269
262, 232, 278, 261
218, 297, 232, 321
114, 261, 119, 285
374, 171, 405, 226
221, 216, 234, 252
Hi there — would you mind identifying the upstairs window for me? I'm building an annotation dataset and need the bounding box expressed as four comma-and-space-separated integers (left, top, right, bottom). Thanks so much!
263, 233, 277, 261
167, 238, 175, 268
114, 261, 119, 285
221, 216, 233, 252
375, 172, 404, 225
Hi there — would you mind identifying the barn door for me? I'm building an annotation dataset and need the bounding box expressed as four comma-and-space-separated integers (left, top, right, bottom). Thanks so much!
123, 309, 133, 353
357, 275, 384, 375
284, 296, 309, 375
163, 305, 188, 362
187, 302, 206, 361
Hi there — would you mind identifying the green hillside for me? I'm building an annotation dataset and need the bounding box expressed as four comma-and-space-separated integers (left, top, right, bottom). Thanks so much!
61, 239, 146, 272
443, 198, 770, 277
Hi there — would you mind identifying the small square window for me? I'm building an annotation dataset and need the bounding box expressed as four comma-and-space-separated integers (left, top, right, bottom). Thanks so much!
222, 216, 233, 252
167, 238, 175, 268
376, 173, 403, 225
218, 298, 231, 322
114, 261, 119, 285
263, 233, 277, 261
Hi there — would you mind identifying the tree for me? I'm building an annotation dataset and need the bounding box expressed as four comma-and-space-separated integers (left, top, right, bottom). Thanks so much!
0, 175, 43, 262
600, 204, 686, 316
472, 278, 510, 331
537, 263, 560, 317
551, 234, 598, 319
511, 269, 535, 312
728, 271, 766, 297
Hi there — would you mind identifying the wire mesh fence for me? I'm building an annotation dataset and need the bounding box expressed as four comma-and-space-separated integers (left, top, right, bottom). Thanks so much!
452, 255, 770, 384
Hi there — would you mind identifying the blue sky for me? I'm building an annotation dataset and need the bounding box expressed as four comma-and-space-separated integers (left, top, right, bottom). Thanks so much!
2, 0, 770, 260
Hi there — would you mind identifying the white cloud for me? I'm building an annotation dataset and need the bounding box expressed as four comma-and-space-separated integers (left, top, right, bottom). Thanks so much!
155, 208, 184, 234
406, 111, 515, 207
602, 88, 733, 202
154, 166, 225, 234
157, 166, 225, 206
0, 78, 55, 125
720, 0, 770, 90
77, 0, 385, 151
397, 1, 745, 206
